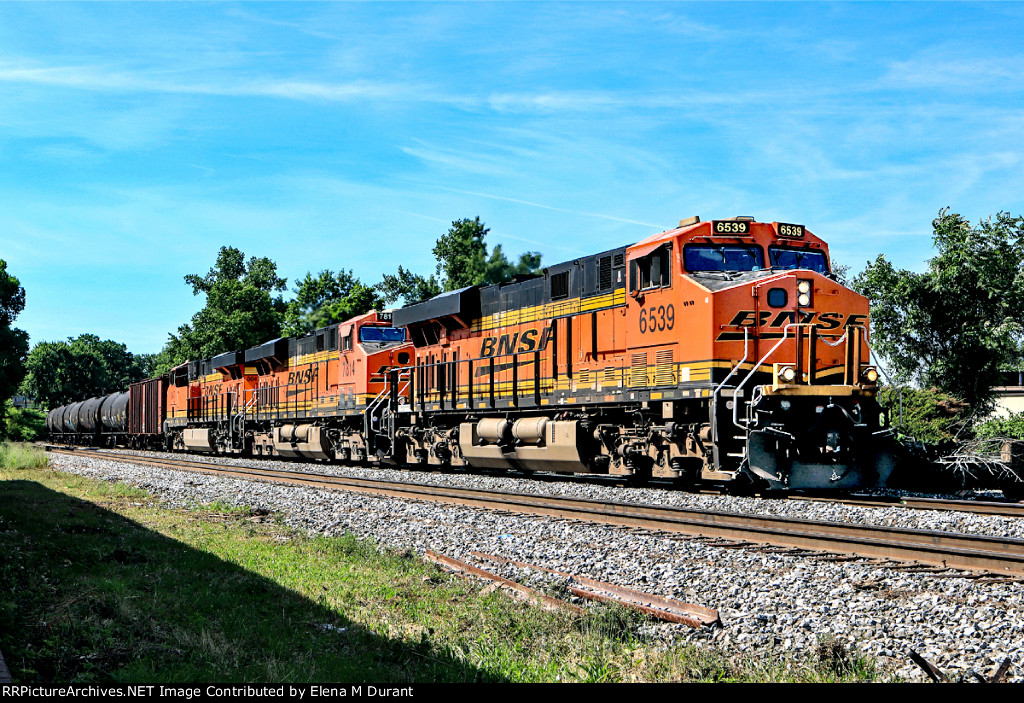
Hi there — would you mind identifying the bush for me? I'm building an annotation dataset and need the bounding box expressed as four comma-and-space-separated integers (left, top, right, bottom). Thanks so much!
2, 400, 47, 442
975, 411, 1024, 440
879, 386, 971, 447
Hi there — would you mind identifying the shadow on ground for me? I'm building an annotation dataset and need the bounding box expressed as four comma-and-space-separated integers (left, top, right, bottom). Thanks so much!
0, 479, 498, 683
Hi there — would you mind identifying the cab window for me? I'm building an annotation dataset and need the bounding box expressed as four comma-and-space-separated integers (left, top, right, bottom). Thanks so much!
359, 326, 407, 344
684, 245, 765, 272
630, 246, 672, 291
767, 247, 829, 274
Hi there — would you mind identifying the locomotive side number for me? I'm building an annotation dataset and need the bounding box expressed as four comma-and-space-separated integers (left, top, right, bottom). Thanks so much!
639, 304, 675, 334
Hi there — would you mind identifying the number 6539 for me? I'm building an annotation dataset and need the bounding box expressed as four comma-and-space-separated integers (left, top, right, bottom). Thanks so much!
639, 304, 675, 333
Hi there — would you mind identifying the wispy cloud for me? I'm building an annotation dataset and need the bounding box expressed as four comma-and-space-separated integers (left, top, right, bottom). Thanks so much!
883, 49, 1024, 91
431, 186, 665, 229
0, 58, 896, 116
3, 1, 1024, 350
0, 60, 425, 103
488, 229, 589, 256
399, 144, 518, 179
390, 210, 450, 225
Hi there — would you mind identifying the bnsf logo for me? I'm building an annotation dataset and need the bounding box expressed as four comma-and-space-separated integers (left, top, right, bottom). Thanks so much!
288, 366, 319, 385
479, 326, 552, 358
727, 310, 867, 330
716, 311, 869, 341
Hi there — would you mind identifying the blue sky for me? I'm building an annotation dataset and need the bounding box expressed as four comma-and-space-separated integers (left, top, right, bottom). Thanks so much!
2, 1, 1023, 353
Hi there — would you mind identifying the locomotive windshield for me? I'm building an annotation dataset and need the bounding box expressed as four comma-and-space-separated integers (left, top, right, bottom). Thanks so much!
767, 246, 829, 274
684, 245, 765, 272
359, 326, 406, 344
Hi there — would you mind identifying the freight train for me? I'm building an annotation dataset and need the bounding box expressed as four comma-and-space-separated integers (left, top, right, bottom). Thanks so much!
46, 216, 897, 492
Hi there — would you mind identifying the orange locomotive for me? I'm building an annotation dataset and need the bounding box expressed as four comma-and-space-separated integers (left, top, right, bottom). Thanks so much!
48, 216, 895, 492
162, 311, 412, 461
391, 216, 895, 491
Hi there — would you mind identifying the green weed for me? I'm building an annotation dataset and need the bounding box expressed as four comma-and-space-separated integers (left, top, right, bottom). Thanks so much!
0, 442, 48, 470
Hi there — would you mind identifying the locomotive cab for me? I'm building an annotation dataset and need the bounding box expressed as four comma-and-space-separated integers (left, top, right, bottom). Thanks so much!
680, 219, 896, 491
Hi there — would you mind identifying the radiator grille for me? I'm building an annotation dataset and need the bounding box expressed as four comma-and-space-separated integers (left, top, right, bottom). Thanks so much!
654, 349, 674, 386
599, 256, 612, 290
578, 368, 592, 388
629, 352, 648, 388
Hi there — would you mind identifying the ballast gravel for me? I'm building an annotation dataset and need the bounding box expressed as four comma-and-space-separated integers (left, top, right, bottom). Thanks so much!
50, 450, 1024, 682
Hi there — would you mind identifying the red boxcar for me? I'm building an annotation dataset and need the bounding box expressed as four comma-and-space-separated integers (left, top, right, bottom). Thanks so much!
128, 376, 168, 447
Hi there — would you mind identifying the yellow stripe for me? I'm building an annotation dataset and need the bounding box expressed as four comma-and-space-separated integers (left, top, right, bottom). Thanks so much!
470, 290, 626, 332
282, 351, 334, 368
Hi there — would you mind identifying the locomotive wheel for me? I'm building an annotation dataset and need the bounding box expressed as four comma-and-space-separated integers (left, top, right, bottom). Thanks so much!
670, 458, 701, 489
1002, 484, 1024, 502
727, 471, 760, 496
627, 466, 652, 487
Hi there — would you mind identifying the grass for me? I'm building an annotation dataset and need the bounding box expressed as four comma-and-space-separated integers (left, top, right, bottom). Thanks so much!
0, 441, 48, 470
0, 447, 891, 683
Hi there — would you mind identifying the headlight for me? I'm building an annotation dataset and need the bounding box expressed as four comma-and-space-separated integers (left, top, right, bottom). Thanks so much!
863, 368, 878, 383
779, 366, 797, 383
797, 279, 812, 307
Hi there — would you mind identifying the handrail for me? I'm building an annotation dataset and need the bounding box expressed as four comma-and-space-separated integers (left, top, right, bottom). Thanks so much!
731, 323, 813, 431
363, 368, 415, 456
232, 390, 258, 438
409, 354, 555, 408
727, 323, 893, 433
711, 327, 749, 446
867, 344, 904, 428
731, 324, 853, 431
363, 385, 390, 441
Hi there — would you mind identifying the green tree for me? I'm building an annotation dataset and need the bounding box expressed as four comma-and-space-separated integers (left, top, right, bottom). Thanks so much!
377, 266, 443, 307
135, 349, 176, 379
0, 260, 29, 436
854, 209, 1024, 411
73, 335, 145, 391
20, 335, 147, 408
166, 247, 287, 363
485, 244, 544, 284
282, 269, 382, 337
432, 216, 491, 290
379, 218, 542, 305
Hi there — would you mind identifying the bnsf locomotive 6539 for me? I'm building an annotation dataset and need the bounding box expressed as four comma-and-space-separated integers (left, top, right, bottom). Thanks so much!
47, 216, 896, 492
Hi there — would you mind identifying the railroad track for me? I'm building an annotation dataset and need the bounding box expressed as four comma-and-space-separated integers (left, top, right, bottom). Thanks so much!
46, 444, 1024, 518
790, 492, 1024, 518
47, 446, 1024, 577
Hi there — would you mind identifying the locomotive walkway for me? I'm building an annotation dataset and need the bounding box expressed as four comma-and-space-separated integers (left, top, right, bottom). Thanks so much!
47, 447, 1024, 577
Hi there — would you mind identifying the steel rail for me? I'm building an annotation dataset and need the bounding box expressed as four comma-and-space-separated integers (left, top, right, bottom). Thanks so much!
46, 444, 1024, 517
49, 447, 1024, 576
790, 492, 1024, 518
895, 495, 1024, 517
